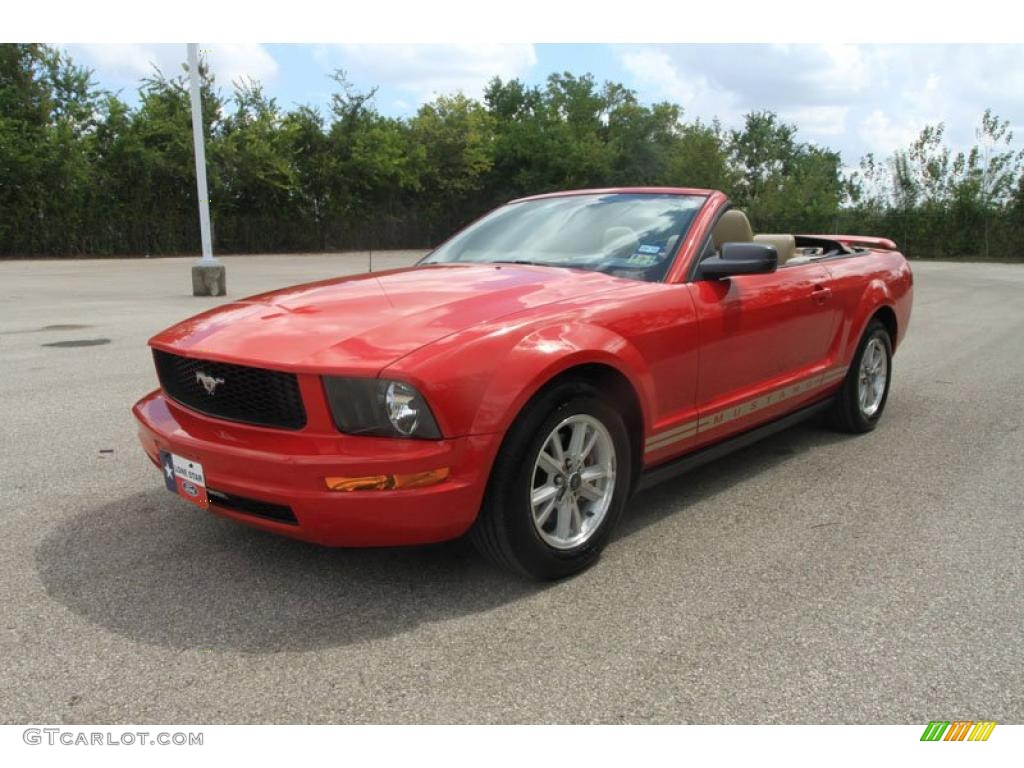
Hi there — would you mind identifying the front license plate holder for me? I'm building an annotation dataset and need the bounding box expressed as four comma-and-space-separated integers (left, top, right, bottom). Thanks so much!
159, 450, 209, 509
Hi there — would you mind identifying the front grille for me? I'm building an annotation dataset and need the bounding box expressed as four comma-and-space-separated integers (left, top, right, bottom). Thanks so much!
153, 349, 307, 430
207, 487, 298, 524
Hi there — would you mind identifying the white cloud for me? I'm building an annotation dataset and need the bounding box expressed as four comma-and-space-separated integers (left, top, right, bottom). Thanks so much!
207, 44, 278, 87
620, 50, 698, 105
779, 106, 850, 138
614, 44, 1024, 163
312, 43, 536, 102
857, 110, 922, 156
814, 44, 870, 94
65, 43, 278, 90
621, 48, 744, 127
67, 43, 159, 80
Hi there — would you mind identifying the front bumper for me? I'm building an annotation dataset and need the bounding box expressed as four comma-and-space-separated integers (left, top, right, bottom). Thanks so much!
132, 389, 497, 546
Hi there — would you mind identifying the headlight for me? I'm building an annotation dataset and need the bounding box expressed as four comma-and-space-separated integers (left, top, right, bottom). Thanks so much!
322, 377, 442, 439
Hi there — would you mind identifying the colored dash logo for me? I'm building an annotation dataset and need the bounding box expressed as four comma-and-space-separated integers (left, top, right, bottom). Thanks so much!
920, 721, 996, 741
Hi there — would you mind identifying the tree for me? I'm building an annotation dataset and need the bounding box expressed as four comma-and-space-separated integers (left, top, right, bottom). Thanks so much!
410, 93, 495, 233
729, 111, 800, 212
2, 44, 1022, 261
483, 77, 555, 199
216, 80, 296, 250
662, 119, 738, 191
1010, 176, 1024, 258
604, 91, 680, 185
727, 111, 843, 230
282, 106, 331, 249
322, 71, 422, 248
128, 59, 223, 253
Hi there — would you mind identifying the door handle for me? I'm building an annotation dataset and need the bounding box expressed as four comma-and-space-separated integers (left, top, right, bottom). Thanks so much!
811, 285, 832, 304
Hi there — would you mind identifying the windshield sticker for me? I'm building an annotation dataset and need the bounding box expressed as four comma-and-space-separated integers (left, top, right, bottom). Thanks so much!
627, 252, 658, 265
636, 244, 661, 255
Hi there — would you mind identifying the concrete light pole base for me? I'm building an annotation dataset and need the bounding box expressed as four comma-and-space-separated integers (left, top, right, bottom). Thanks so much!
192, 260, 226, 296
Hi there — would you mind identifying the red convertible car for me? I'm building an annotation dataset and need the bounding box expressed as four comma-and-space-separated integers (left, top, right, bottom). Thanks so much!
133, 188, 913, 579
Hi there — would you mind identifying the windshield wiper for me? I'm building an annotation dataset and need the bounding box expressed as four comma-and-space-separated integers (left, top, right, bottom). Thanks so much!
490, 259, 581, 270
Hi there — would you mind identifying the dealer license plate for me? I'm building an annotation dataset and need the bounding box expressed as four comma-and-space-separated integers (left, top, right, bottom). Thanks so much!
158, 450, 208, 509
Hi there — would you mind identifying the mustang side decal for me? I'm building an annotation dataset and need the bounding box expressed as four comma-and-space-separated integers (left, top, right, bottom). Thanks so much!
645, 365, 848, 453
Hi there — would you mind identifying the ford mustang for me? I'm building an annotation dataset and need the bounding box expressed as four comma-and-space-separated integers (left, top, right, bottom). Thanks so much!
133, 187, 913, 579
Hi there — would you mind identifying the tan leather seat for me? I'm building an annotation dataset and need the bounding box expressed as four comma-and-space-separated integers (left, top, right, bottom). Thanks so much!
712, 210, 754, 250
753, 233, 796, 264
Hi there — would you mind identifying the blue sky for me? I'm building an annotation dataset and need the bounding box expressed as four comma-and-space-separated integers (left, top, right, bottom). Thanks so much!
63, 43, 1024, 170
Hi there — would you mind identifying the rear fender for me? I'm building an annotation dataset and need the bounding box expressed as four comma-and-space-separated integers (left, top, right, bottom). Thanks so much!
845, 277, 894, 362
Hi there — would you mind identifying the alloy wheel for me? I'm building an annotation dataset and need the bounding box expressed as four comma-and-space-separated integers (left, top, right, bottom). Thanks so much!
530, 414, 616, 550
858, 337, 888, 418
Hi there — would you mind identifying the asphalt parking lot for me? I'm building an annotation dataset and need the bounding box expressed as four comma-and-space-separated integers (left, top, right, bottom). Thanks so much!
1, 254, 1022, 724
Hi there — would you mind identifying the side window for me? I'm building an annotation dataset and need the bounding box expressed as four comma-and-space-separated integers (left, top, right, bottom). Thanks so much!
700, 236, 717, 261
684, 235, 719, 282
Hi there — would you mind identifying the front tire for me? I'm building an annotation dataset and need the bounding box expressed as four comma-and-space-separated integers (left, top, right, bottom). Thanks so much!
470, 380, 632, 580
830, 319, 892, 433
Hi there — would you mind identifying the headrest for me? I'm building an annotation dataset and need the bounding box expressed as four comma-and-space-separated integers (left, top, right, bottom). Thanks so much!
713, 210, 754, 249
603, 226, 639, 256
753, 234, 796, 263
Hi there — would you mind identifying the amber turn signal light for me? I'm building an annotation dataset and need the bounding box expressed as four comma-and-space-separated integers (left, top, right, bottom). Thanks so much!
324, 467, 450, 492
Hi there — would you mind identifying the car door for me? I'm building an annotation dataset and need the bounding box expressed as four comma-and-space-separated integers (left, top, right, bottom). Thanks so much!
685, 260, 842, 446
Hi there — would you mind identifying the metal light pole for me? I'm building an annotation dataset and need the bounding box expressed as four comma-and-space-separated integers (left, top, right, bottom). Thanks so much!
188, 43, 226, 296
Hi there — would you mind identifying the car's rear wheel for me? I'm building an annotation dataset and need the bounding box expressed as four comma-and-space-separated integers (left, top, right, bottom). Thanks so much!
470, 379, 632, 580
830, 319, 892, 433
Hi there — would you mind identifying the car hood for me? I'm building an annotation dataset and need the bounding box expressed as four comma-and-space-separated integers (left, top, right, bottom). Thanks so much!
150, 263, 630, 373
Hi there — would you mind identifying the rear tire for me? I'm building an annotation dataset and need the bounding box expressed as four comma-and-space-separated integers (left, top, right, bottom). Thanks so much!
829, 319, 892, 433
470, 379, 632, 580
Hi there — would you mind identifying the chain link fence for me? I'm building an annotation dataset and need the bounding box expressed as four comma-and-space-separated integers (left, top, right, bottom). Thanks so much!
5, 203, 1022, 261
750, 210, 1023, 261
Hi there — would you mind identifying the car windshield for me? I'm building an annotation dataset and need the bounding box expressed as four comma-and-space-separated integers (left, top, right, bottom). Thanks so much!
420, 192, 706, 282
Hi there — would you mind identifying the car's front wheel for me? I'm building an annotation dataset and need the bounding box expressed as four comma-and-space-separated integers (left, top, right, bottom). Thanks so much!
470, 380, 632, 580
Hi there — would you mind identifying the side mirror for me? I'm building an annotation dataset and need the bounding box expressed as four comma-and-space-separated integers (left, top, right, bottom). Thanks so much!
700, 242, 778, 279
